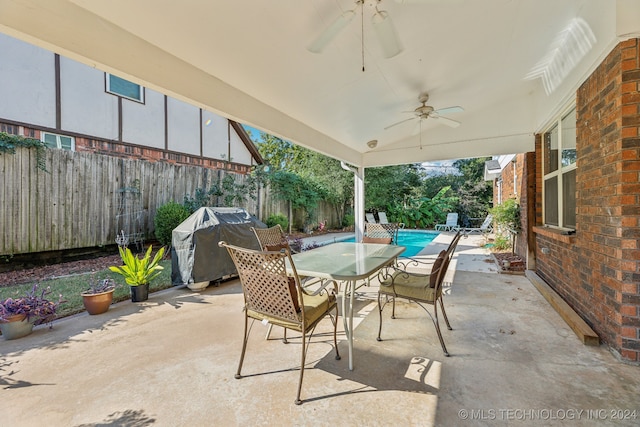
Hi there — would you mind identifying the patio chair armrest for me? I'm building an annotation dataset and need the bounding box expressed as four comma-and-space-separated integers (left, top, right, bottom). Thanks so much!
303, 278, 339, 297
378, 265, 434, 290
395, 256, 434, 270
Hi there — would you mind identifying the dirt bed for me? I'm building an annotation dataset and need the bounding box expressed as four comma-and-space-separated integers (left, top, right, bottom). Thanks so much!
0, 254, 122, 287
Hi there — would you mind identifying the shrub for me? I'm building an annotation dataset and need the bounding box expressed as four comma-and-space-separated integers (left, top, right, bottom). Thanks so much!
154, 202, 191, 246
266, 213, 288, 231
343, 214, 355, 228
489, 198, 520, 232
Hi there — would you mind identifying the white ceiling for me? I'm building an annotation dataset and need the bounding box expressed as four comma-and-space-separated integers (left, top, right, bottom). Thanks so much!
0, 0, 636, 167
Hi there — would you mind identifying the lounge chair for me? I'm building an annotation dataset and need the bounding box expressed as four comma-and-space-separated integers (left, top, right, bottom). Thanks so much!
377, 212, 405, 229
376, 231, 462, 356
463, 214, 493, 235
365, 213, 377, 223
435, 213, 459, 231
219, 241, 340, 405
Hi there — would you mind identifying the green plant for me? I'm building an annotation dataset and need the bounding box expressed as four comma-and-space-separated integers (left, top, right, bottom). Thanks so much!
109, 246, 165, 286
81, 277, 116, 295
492, 235, 512, 251
0, 284, 64, 326
342, 213, 355, 228
490, 198, 521, 233
0, 132, 48, 172
266, 213, 289, 231
154, 202, 191, 246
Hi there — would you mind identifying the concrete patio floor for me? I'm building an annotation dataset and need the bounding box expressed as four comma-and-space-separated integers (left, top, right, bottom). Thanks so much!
2, 233, 639, 426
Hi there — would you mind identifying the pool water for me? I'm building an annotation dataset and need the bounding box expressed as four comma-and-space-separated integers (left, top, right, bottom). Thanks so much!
342, 230, 439, 257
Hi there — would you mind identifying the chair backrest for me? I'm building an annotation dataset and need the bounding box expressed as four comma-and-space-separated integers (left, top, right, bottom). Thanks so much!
252, 225, 289, 251
219, 241, 302, 323
445, 213, 459, 227
480, 214, 493, 230
431, 231, 462, 290
378, 212, 389, 224
364, 222, 398, 244
365, 213, 377, 223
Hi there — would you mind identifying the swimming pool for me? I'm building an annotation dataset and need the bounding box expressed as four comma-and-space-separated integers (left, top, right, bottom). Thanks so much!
341, 230, 439, 257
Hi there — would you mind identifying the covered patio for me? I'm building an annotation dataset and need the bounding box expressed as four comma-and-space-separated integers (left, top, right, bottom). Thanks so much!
2, 234, 639, 426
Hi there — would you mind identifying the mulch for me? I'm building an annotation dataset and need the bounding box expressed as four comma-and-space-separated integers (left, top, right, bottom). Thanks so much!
0, 254, 123, 287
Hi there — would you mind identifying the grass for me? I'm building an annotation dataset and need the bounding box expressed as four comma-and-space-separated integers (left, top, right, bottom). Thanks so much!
0, 260, 173, 319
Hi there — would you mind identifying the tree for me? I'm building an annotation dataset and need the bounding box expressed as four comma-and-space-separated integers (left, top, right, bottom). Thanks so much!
452, 158, 493, 226
365, 165, 423, 212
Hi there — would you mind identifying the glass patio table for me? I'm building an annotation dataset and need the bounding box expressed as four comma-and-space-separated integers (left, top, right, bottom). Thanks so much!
288, 242, 406, 370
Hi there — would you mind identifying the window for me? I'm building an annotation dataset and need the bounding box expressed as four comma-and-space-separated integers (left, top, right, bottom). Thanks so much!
543, 107, 576, 229
42, 132, 74, 151
106, 73, 144, 103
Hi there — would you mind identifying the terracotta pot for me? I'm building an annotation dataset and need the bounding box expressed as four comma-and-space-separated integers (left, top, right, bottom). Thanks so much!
0, 314, 34, 340
81, 289, 115, 315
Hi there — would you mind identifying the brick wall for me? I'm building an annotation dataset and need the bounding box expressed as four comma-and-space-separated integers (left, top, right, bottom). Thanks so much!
75, 136, 251, 174
491, 153, 533, 267
534, 39, 640, 363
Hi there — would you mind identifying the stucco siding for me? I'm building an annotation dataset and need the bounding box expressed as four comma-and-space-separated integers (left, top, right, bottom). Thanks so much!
60, 58, 118, 139
0, 33, 56, 128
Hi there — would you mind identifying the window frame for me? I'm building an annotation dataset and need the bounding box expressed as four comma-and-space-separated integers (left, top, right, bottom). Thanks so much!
542, 105, 577, 230
41, 132, 75, 151
105, 73, 145, 103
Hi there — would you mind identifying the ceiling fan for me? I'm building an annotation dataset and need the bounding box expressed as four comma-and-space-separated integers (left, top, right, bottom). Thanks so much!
385, 93, 464, 130
384, 93, 463, 149
307, 0, 404, 59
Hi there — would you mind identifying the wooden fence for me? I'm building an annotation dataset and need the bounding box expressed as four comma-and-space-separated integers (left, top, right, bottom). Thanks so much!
0, 147, 343, 256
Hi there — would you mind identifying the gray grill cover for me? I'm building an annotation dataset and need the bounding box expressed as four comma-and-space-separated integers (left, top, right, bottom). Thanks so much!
171, 207, 265, 285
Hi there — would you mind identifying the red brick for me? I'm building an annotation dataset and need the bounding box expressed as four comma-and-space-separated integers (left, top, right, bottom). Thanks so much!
620, 349, 638, 362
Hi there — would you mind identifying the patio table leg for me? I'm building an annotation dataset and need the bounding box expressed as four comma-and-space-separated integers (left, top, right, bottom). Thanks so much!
341, 279, 355, 370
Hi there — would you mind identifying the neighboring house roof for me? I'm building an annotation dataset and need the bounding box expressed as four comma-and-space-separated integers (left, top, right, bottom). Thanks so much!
230, 120, 263, 165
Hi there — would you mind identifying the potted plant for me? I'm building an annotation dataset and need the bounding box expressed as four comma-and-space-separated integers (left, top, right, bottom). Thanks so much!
81, 278, 116, 315
0, 284, 64, 340
109, 245, 165, 302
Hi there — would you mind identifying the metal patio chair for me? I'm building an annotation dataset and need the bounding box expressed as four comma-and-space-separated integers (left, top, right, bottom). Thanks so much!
363, 222, 398, 245
376, 231, 462, 356
219, 241, 341, 405
252, 224, 297, 253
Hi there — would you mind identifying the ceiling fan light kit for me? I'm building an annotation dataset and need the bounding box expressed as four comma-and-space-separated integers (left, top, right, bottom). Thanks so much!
384, 93, 463, 131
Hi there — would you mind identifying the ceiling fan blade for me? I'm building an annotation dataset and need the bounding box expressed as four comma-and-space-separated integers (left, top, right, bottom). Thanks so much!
434, 106, 464, 115
384, 116, 416, 130
307, 10, 356, 53
371, 10, 403, 58
432, 115, 461, 128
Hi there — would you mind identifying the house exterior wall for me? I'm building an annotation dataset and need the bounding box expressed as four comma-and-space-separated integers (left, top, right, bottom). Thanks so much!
533, 38, 640, 363
121, 90, 165, 148
0, 32, 263, 258
0, 35, 55, 128
491, 153, 532, 265
60, 57, 119, 139
0, 32, 258, 170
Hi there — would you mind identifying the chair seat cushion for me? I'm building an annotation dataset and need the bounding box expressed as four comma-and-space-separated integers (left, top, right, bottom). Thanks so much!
380, 272, 437, 303
362, 236, 393, 244
248, 291, 335, 331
